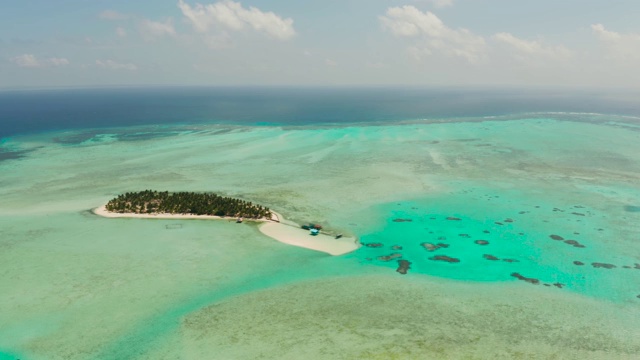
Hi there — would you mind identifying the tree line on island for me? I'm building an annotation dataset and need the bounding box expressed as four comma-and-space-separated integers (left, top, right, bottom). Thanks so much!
105, 190, 272, 219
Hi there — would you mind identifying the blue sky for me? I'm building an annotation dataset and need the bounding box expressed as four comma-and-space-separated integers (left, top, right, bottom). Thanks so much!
1, 0, 640, 88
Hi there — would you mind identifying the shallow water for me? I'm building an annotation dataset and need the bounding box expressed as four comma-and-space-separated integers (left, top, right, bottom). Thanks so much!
1, 115, 639, 359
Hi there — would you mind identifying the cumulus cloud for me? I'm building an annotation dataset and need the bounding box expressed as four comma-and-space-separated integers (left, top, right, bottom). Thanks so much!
99, 10, 131, 21
116, 27, 127, 37
10, 54, 40, 67
95, 59, 138, 71
591, 24, 640, 61
325, 59, 338, 67
47, 58, 70, 66
10, 54, 70, 68
139, 18, 177, 40
493, 32, 572, 61
380, 6, 485, 63
177, 0, 296, 40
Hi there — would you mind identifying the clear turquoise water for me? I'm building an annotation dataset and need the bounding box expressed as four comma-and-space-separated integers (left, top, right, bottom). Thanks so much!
353, 188, 639, 302
1, 109, 639, 358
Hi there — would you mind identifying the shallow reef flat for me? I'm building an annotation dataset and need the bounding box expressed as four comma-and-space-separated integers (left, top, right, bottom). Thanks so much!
1, 116, 639, 359
143, 275, 640, 360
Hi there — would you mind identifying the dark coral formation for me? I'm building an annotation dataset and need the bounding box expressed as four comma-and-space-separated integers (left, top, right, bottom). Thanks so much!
392, 218, 413, 223
377, 253, 402, 262
363, 243, 384, 248
502, 258, 519, 263
474, 240, 489, 245
396, 260, 411, 275
549, 234, 564, 241
571, 212, 586, 216
446, 217, 462, 221
564, 239, 586, 248
494, 222, 504, 225
482, 230, 490, 234
511, 272, 540, 285
592, 262, 616, 269
483, 254, 500, 261
391, 245, 403, 250
458, 233, 470, 238
421, 242, 448, 252
504, 218, 514, 223
553, 283, 564, 289
573, 261, 585, 266
429, 255, 460, 263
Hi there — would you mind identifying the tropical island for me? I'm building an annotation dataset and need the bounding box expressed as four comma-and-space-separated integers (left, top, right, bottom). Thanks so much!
104, 190, 272, 219
94, 190, 360, 256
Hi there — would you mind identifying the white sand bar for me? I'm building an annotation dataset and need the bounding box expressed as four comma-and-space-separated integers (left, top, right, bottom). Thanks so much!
93, 205, 270, 221
259, 222, 359, 256
93, 206, 358, 256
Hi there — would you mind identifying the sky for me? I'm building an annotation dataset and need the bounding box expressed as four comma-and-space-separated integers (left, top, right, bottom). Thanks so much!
1, 0, 640, 89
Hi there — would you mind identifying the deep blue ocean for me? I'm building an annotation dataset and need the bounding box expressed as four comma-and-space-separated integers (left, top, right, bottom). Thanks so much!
2, 87, 640, 140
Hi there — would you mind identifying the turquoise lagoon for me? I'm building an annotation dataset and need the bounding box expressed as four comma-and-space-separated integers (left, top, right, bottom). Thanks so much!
1, 114, 640, 359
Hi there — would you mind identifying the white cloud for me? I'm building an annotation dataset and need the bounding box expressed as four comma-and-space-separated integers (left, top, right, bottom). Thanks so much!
116, 27, 127, 37
325, 59, 338, 67
139, 18, 177, 40
380, 6, 485, 63
96, 59, 138, 71
591, 24, 640, 61
177, 0, 296, 40
10, 54, 70, 68
10, 54, 40, 67
47, 58, 70, 66
493, 32, 572, 61
99, 10, 130, 21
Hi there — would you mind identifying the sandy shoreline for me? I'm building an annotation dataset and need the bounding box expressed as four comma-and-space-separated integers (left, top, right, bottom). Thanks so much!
93, 206, 358, 256
93, 205, 277, 221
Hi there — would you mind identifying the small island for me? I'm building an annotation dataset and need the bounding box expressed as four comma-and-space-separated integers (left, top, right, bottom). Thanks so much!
105, 190, 272, 219
94, 190, 360, 256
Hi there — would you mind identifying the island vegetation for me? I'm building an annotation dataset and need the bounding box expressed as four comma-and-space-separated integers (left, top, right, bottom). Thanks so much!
105, 190, 272, 219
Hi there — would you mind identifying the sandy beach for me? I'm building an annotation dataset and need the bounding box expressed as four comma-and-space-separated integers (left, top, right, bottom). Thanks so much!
93, 205, 358, 256
258, 222, 359, 256
93, 205, 275, 221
